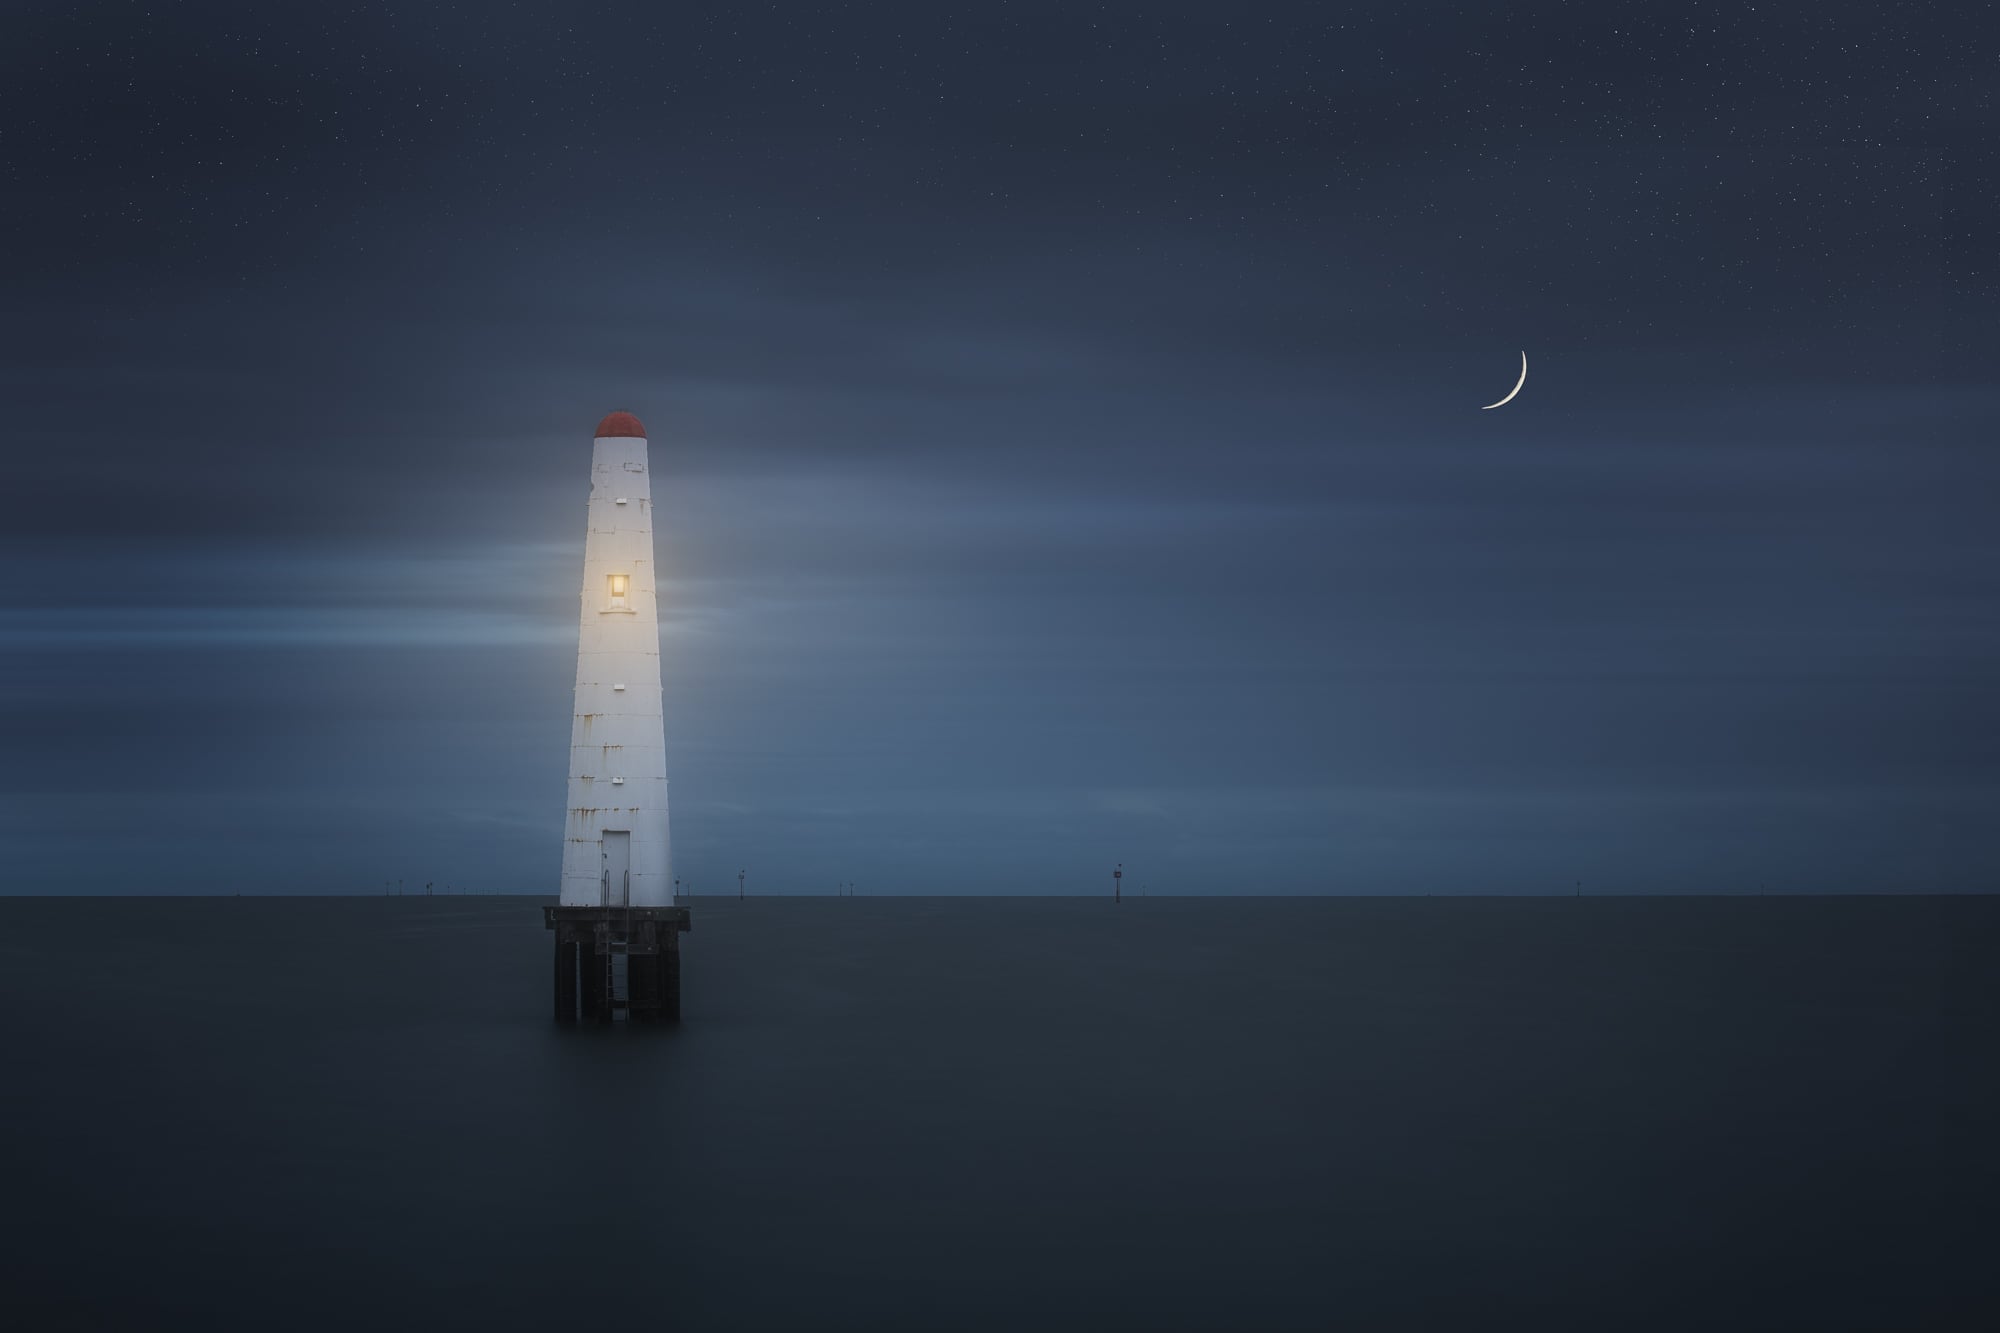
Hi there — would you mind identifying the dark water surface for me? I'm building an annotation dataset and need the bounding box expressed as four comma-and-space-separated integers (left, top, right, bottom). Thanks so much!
3, 895, 1997, 1330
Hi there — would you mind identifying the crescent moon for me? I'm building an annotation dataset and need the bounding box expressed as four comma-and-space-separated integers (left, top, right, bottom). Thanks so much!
1481, 351, 1527, 410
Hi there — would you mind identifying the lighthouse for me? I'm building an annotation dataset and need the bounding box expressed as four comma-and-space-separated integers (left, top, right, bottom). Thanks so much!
543, 410, 690, 1023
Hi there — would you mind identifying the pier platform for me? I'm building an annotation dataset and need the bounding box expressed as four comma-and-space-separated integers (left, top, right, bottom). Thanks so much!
544, 904, 691, 1024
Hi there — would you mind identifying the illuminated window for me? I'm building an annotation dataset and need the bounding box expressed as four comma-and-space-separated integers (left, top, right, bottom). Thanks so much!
608, 574, 629, 599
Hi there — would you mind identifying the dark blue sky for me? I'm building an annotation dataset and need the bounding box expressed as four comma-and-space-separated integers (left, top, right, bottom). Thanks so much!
3, 2, 1994, 894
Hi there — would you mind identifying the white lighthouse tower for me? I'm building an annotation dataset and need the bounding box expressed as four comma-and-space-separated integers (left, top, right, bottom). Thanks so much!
544, 410, 688, 1023
561, 409, 672, 909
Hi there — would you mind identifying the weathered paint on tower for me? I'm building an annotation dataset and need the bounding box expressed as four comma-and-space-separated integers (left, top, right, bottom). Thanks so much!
560, 410, 673, 908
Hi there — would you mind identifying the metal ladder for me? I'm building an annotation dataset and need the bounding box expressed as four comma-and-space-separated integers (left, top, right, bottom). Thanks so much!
600, 868, 632, 1016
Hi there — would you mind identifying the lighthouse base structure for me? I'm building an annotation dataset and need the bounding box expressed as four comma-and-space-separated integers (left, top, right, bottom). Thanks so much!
545, 904, 692, 1025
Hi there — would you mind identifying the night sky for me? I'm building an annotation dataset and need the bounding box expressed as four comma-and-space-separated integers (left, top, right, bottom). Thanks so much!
4, 2, 1994, 895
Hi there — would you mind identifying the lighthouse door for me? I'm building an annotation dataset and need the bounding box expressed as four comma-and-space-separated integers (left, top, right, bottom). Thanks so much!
600, 831, 632, 908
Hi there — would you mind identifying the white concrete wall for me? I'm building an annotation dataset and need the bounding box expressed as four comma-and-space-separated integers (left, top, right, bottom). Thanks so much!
559, 434, 674, 906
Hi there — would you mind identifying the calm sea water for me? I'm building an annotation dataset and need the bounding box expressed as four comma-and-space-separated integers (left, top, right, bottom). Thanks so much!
3, 895, 1996, 1330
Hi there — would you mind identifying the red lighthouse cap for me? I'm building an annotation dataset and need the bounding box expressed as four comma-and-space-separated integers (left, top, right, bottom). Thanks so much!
594, 411, 646, 438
